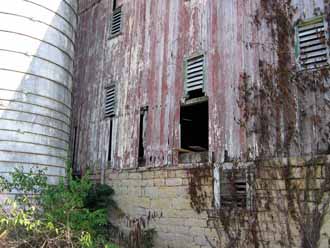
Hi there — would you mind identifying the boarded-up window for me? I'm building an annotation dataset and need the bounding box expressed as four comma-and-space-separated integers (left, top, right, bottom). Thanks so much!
296, 16, 329, 69
105, 84, 116, 118
184, 54, 205, 98
110, 6, 122, 38
220, 166, 253, 208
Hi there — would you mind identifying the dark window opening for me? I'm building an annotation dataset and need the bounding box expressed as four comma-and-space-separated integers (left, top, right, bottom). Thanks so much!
72, 126, 80, 177
112, 0, 117, 10
224, 150, 229, 162
181, 101, 208, 151
138, 106, 148, 166
179, 100, 208, 163
107, 120, 113, 162
187, 89, 204, 99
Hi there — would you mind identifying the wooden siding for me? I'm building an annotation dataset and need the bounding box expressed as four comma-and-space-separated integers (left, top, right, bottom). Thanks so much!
72, 0, 330, 170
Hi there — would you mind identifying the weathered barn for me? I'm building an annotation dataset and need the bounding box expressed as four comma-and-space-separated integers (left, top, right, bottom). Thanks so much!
1, 0, 330, 247
73, 0, 330, 170
72, 0, 330, 247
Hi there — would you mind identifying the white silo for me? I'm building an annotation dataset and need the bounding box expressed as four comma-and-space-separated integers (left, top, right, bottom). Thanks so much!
0, 0, 77, 197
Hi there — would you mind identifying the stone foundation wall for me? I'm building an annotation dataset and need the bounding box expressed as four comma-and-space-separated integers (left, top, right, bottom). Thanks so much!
105, 166, 217, 248
98, 155, 330, 248
253, 156, 330, 248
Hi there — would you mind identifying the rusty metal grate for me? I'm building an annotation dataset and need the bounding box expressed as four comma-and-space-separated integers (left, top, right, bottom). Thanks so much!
185, 54, 205, 94
105, 85, 116, 118
297, 17, 329, 69
110, 7, 122, 38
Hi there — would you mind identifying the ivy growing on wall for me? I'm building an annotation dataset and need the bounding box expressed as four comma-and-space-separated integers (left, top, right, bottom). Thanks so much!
205, 1, 330, 247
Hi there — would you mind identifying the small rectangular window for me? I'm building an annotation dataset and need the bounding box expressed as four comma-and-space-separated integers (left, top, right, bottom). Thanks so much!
105, 84, 116, 118
112, 0, 117, 10
110, 6, 122, 38
72, 126, 80, 177
138, 106, 148, 166
107, 120, 113, 162
219, 164, 253, 209
184, 54, 205, 99
179, 99, 209, 163
296, 16, 329, 69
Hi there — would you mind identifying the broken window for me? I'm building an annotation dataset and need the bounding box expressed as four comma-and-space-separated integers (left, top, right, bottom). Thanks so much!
219, 164, 253, 208
110, 4, 122, 38
138, 106, 148, 166
179, 100, 208, 163
184, 54, 205, 99
104, 84, 116, 118
296, 16, 329, 69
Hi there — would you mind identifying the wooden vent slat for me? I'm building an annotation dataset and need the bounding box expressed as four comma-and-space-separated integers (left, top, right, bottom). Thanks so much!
187, 80, 204, 88
298, 21, 324, 32
301, 44, 326, 54
187, 76, 204, 84
301, 50, 327, 60
299, 26, 324, 37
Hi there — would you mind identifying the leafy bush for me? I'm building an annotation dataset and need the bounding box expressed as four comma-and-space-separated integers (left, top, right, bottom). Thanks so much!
84, 183, 116, 211
0, 167, 118, 248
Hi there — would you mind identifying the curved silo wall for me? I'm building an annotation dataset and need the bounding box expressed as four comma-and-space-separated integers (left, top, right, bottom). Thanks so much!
0, 0, 77, 196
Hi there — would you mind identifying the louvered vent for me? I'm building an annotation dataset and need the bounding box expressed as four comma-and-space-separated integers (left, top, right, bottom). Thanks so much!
105, 85, 116, 118
297, 17, 329, 69
110, 7, 122, 37
185, 55, 205, 95
220, 168, 247, 208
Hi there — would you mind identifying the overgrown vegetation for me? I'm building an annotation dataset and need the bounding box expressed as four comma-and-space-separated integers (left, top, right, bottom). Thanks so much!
0, 168, 118, 248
